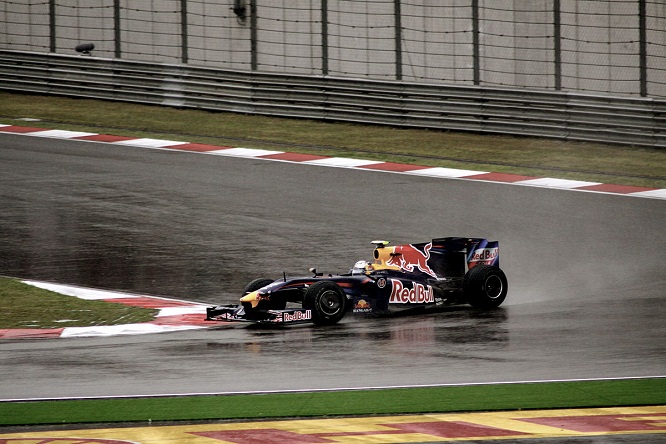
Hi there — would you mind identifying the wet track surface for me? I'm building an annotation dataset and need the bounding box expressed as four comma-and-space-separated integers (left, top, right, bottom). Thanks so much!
0, 133, 665, 401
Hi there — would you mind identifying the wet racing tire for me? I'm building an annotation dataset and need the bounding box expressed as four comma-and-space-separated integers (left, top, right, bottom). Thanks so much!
243, 278, 285, 310
303, 281, 347, 326
243, 278, 274, 294
463, 265, 508, 309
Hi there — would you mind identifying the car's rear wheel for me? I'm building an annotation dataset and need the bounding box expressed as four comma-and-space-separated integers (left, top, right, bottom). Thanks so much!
303, 281, 347, 326
463, 265, 508, 309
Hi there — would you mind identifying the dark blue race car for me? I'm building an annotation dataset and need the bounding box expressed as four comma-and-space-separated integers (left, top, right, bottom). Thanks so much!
206, 237, 508, 326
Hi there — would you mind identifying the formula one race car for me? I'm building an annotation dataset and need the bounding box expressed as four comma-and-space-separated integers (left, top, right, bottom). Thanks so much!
206, 237, 507, 326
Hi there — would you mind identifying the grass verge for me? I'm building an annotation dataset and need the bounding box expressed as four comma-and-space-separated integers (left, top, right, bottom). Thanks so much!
1, 91, 664, 189
0, 277, 158, 329
2, 378, 664, 426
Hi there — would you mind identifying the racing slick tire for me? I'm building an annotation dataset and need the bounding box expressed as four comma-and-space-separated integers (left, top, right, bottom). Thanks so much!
303, 281, 347, 326
243, 278, 286, 310
463, 265, 508, 309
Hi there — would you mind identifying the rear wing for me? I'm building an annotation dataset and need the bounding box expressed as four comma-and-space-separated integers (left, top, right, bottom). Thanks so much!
373, 237, 499, 278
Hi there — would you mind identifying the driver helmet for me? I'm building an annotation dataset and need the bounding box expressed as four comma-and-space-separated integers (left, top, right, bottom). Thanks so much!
351, 260, 372, 275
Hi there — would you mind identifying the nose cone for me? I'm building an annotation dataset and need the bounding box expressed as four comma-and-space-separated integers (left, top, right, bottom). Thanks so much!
240, 290, 261, 308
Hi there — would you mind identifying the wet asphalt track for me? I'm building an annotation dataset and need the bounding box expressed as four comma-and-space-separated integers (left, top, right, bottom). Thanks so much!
0, 133, 664, 400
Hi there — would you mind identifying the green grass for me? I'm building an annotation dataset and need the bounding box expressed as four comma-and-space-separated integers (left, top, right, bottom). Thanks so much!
2, 378, 665, 426
0, 277, 158, 329
1, 91, 664, 189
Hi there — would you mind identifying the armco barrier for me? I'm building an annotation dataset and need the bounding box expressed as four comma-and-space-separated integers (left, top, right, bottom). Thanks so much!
1, 50, 664, 148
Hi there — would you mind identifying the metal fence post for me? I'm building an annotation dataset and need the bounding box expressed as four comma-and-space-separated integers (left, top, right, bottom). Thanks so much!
181, 0, 188, 64
322, 0, 328, 76
114, 0, 121, 58
553, 0, 561, 91
472, 0, 480, 85
394, 0, 402, 81
250, 0, 257, 71
639, 0, 647, 97
49, 0, 56, 52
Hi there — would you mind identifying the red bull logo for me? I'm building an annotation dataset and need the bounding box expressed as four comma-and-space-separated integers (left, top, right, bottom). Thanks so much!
469, 247, 499, 266
389, 279, 434, 303
386, 243, 437, 277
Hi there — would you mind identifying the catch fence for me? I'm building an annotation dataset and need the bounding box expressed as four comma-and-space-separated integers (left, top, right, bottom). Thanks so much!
2, 0, 665, 98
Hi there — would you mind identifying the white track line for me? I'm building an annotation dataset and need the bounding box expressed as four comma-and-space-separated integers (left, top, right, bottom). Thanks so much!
1, 375, 663, 402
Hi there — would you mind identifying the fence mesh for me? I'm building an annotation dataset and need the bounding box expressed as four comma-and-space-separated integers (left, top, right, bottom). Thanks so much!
1, 0, 665, 98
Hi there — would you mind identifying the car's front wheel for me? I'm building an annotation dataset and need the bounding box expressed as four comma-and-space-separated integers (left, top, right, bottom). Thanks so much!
243, 278, 274, 294
242, 278, 285, 310
303, 281, 347, 326
463, 265, 508, 309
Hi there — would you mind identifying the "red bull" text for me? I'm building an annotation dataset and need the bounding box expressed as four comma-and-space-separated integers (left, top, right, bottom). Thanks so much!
389, 279, 434, 303
469, 247, 499, 265
281, 310, 312, 322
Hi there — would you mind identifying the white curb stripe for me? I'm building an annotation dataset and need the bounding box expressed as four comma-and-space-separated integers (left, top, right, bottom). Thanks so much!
516, 178, 602, 189
113, 138, 190, 148
29, 130, 98, 139
630, 189, 666, 199
157, 306, 209, 317
22, 280, 140, 300
209, 147, 284, 157
60, 323, 205, 338
406, 167, 489, 178
303, 157, 385, 168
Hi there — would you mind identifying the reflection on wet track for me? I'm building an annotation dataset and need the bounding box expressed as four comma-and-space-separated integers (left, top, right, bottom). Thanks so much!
0, 133, 665, 401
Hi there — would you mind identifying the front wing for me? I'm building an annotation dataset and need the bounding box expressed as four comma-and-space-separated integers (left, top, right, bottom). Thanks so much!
206, 304, 313, 324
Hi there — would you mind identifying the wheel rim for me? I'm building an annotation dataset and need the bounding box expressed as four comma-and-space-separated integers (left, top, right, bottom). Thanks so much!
318, 290, 343, 316
484, 275, 504, 299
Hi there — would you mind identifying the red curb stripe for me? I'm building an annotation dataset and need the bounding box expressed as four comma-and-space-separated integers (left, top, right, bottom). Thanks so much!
575, 183, 657, 194
358, 162, 433, 172
261, 152, 330, 162
524, 413, 666, 432
170, 142, 232, 152
194, 429, 332, 443
466, 172, 539, 183
0, 328, 64, 339
379, 420, 529, 438
74, 134, 136, 143
151, 314, 213, 326
0, 125, 48, 133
